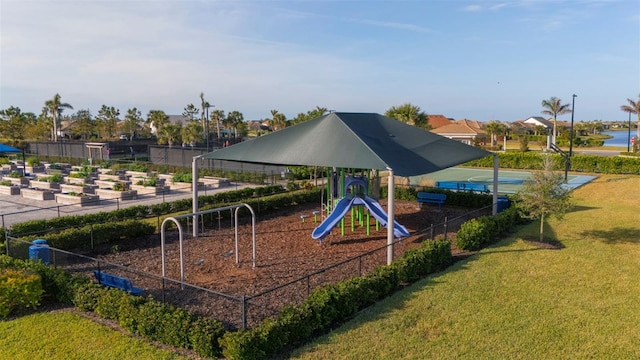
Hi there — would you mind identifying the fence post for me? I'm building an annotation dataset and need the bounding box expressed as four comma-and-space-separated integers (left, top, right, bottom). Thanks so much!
162, 277, 166, 303
90, 224, 94, 249
241, 295, 247, 330
430, 224, 434, 240
358, 255, 362, 277
306, 275, 310, 296
57, 206, 60, 217
443, 217, 448, 240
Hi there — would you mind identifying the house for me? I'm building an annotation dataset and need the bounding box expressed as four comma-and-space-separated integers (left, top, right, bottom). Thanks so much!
523, 116, 553, 132
430, 119, 487, 145
426, 114, 454, 129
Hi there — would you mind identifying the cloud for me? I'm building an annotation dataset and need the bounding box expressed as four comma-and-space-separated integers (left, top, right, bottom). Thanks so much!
463, 4, 483, 12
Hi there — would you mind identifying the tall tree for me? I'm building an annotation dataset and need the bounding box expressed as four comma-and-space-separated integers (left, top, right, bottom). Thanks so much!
146, 110, 169, 136
516, 157, 572, 242
0, 106, 32, 143
541, 97, 571, 145
181, 121, 203, 146
620, 93, 640, 139
484, 121, 508, 146
211, 109, 225, 138
44, 93, 73, 142
384, 103, 429, 130
70, 109, 94, 140
226, 110, 244, 137
183, 104, 199, 122
270, 109, 287, 131
95, 105, 120, 140
123, 108, 143, 140
199, 92, 212, 137
292, 106, 328, 125
157, 122, 182, 147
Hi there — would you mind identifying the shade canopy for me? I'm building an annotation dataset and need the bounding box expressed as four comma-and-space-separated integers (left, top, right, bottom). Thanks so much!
202, 112, 490, 176
0, 143, 22, 153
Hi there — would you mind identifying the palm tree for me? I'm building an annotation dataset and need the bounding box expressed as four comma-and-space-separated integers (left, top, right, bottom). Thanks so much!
157, 122, 182, 147
146, 110, 169, 136
484, 121, 507, 147
270, 109, 287, 131
211, 109, 225, 139
226, 110, 244, 137
181, 121, 203, 146
199, 92, 212, 135
541, 97, 571, 145
384, 103, 429, 129
620, 93, 640, 139
44, 94, 73, 142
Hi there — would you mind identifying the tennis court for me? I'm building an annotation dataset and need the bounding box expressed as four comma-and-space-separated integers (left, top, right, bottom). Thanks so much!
409, 167, 596, 194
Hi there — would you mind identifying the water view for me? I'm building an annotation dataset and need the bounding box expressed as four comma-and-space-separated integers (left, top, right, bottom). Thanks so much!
601, 130, 636, 147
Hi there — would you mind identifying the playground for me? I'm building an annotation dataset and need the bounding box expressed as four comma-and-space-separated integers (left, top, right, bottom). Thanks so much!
96, 195, 478, 302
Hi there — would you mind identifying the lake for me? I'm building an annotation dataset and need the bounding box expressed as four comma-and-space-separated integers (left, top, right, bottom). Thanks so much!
601, 130, 635, 147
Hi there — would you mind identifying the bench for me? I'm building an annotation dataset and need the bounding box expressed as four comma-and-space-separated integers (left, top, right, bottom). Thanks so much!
435, 181, 488, 193
417, 192, 446, 211
93, 270, 144, 295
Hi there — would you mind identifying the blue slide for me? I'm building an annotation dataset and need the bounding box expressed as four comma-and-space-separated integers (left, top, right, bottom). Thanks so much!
312, 197, 356, 240
312, 196, 410, 240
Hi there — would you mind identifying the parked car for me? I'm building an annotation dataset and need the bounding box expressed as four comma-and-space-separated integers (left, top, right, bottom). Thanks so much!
119, 135, 128, 141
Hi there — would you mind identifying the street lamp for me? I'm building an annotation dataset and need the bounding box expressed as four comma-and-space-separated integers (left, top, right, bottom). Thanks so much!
628, 111, 632, 153
569, 94, 577, 157
204, 102, 213, 152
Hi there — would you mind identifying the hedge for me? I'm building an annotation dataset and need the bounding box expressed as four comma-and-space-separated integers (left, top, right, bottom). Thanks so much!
220, 239, 451, 360
455, 206, 524, 251
463, 152, 640, 174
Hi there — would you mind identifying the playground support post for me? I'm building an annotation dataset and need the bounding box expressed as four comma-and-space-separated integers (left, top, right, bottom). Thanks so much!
386, 167, 394, 265
192, 154, 205, 237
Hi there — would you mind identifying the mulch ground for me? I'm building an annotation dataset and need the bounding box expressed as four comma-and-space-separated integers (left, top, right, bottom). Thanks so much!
91, 200, 483, 328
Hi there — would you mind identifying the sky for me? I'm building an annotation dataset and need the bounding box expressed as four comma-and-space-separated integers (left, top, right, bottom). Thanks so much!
1, 0, 638, 123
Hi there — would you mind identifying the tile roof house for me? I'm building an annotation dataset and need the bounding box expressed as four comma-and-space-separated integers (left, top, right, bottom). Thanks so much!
426, 114, 454, 129
430, 119, 487, 145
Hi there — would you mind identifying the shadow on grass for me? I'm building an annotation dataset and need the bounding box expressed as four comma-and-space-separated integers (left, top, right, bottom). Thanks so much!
569, 205, 599, 213
580, 227, 640, 244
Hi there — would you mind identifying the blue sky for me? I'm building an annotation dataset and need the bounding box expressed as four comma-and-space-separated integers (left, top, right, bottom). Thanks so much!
1, 0, 638, 122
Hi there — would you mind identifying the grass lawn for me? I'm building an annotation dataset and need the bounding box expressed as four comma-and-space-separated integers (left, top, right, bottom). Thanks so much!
290, 174, 640, 359
0, 311, 189, 360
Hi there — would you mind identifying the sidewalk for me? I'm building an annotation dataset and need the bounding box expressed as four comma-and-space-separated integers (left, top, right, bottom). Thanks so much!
0, 182, 255, 229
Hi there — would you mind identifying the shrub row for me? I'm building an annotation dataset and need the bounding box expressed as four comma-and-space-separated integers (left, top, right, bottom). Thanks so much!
464, 152, 640, 174
0, 255, 225, 358
72, 283, 226, 358
220, 239, 452, 360
20, 220, 156, 250
9, 185, 286, 237
455, 206, 524, 251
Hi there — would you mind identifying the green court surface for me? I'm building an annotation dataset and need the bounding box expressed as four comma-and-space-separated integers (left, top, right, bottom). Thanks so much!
409, 167, 596, 194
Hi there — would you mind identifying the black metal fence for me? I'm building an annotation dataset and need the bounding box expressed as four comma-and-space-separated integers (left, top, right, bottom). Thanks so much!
5, 204, 491, 329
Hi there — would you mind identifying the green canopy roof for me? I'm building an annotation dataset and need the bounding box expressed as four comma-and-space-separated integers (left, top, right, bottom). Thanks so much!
202, 112, 490, 177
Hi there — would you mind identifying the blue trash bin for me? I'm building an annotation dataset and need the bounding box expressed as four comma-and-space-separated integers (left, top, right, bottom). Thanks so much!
497, 196, 510, 213
29, 239, 49, 264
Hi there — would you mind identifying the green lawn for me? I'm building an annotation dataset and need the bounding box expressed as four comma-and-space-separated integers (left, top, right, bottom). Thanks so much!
2, 175, 638, 359
290, 174, 640, 359
0, 311, 188, 360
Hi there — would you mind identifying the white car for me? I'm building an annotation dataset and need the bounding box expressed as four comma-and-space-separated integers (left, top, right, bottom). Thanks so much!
119, 135, 128, 141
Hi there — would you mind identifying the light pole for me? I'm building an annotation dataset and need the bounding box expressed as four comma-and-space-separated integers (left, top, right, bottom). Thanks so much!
569, 94, 577, 157
628, 111, 632, 153
205, 104, 210, 152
